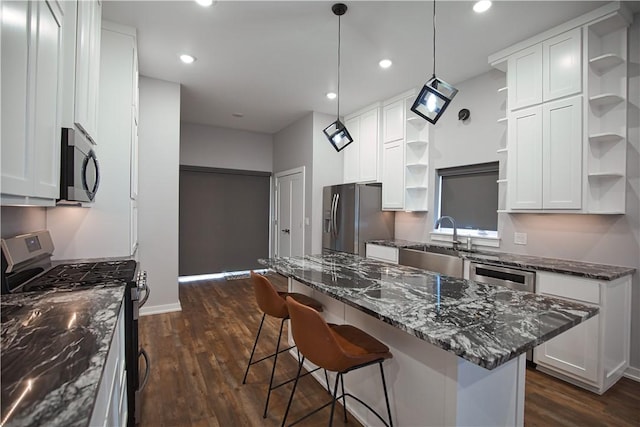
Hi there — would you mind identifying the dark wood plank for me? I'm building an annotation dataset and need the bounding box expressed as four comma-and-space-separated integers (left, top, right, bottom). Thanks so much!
138, 273, 640, 426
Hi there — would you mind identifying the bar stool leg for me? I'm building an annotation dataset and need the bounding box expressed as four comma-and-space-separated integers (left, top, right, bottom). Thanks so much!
328, 373, 341, 427
379, 361, 393, 427
281, 356, 305, 427
340, 374, 347, 422
243, 313, 266, 384
324, 369, 331, 395
264, 318, 287, 418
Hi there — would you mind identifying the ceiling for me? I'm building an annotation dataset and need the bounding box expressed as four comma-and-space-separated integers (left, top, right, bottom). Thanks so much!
103, 1, 621, 135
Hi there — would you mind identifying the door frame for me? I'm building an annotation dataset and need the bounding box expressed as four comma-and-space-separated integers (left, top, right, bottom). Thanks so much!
273, 166, 305, 257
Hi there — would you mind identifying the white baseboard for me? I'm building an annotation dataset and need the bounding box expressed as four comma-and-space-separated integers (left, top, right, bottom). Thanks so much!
140, 302, 182, 316
624, 366, 640, 382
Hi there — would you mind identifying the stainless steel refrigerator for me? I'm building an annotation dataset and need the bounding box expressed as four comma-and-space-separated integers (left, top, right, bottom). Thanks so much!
322, 183, 395, 255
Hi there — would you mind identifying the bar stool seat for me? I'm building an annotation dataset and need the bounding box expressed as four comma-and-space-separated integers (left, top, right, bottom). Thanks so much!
242, 272, 324, 418
282, 296, 394, 427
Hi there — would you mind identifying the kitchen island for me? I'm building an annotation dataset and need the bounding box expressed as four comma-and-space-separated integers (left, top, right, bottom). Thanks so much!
260, 252, 599, 426
1, 286, 125, 427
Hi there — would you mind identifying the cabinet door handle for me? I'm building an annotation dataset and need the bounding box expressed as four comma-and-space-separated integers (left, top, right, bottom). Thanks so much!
281, 229, 290, 234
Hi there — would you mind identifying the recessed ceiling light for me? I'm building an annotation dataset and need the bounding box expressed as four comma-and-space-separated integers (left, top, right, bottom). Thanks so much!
379, 59, 392, 69
195, 0, 214, 6
473, 1, 492, 13
326, 92, 337, 100
180, 54, 196, 64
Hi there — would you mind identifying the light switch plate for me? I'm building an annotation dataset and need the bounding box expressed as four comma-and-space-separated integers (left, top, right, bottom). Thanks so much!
514, 232, 527, 245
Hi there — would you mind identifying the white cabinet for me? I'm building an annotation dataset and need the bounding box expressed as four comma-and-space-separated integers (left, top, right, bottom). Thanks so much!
507, 106, 543, 209
383, 100, 405, 143
343, 105, 380, 184
508, 28, 581, 111
1, 0, 63, 206
382, 139, 405, 210
508, 96, 582, 210
73, 0, 102, 143
508, 45, 542, 111
365, 243, 398, 264
90, 303, 128, 427
542, 28, 582, 102
534, 271, 631, 394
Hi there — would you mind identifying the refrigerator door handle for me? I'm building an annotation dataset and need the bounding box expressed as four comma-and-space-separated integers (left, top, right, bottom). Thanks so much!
329, 193, 336, 235
333, 193, 340, 236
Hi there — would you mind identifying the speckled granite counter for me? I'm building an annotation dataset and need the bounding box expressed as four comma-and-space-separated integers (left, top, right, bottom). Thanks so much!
367, 239, 635, 281
260, 252, 598, 370
1, 286, 125, 427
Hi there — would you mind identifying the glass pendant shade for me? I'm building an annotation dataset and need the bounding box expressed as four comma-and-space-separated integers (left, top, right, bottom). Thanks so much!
324, 119, 353, 152
411, 76, 458, 124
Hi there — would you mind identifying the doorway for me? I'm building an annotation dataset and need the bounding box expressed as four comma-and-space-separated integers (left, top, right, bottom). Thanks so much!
274, 167, 305, 257
179, 166, 271, 275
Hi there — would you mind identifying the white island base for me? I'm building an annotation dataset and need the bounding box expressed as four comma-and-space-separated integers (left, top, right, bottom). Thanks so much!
289, 279, 526, 427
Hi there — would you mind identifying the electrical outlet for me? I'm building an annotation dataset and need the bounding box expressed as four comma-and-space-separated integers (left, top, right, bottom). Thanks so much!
514, 232, 527, 245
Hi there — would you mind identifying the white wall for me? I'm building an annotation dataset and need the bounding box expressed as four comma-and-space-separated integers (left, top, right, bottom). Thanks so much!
1, 207, 46, 238
138, 76, 181, 315
396, 15, 640, 370
311, 112, 344, 253
273, 113, 314, 254
180, 122, 273, 171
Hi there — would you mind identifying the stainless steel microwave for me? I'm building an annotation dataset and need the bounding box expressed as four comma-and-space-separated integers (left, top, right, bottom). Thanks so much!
58, 128, 100, 203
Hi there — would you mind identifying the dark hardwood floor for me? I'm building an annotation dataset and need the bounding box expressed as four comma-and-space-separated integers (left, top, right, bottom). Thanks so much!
138, 273, 640, 427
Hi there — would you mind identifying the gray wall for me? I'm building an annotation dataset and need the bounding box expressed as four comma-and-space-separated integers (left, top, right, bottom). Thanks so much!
1, 207, 46, 238
396, 14, 640, 372
180, 122, 273, 171
138, 76, 181, 314
273, 113, 314, 255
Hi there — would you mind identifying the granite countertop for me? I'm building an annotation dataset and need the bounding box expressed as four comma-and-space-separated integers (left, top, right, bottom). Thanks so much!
260, 252, 599, 370
367, 239, 635, 281
1, 286, 125, 427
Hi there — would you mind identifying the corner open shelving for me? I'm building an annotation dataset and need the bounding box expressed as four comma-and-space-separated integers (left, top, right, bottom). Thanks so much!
404, 97, 430, 211
584, 12, 628, 214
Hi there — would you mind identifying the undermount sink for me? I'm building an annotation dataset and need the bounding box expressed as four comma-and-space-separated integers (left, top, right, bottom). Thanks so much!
399, 245, 465, 279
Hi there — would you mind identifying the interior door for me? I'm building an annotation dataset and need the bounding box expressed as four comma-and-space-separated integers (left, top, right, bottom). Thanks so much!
276, 170, 304, 257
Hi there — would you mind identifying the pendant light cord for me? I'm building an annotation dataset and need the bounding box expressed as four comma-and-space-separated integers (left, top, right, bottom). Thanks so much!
432, 0, 436, 78
337, 14, 341, 119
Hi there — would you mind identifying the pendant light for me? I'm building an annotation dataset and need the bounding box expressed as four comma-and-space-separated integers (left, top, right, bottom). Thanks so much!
324, 3, 354, 152
411, 0, 458, 124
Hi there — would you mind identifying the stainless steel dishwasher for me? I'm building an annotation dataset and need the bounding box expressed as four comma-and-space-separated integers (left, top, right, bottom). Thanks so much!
469, 262, 536, 361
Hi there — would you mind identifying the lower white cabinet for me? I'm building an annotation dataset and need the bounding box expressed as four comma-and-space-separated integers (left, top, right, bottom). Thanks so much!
1, 0, 63, 206
534, 271, 631, 394
90, 303, 127, 427
365, 244, 398, 264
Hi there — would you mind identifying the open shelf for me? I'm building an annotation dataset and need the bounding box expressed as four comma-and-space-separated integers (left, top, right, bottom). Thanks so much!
497, 117, 508, 124
589, 53, 624, 74
496, 148, 508, 154
496, 179, 508, 184
497, 86, 508, 93
589, 133, 624, 144
589, 93, 624, 108
406, 162, 428, 168
406, 116, 426, 127
406, 139, 428, 146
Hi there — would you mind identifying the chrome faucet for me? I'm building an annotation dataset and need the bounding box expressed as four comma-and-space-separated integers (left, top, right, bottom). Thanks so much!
434, 216, 460, 250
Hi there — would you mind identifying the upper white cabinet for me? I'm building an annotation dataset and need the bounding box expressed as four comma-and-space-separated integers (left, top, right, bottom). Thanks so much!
534, 271, 631, 395
381, 90, 429, 211
490, 2, 631, 214
74, 0, 102, 143
542, 28, 582, 102
1, 0, 63, 206
508, 45, 542, 111
343, 104, 380, 184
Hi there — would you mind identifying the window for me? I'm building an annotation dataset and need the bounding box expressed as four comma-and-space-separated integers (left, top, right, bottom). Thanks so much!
435, 162, 499, 238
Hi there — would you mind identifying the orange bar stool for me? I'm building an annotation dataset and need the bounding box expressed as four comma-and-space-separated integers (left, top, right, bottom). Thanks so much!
242, 272, 325, 418
282, 296, 394, 427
